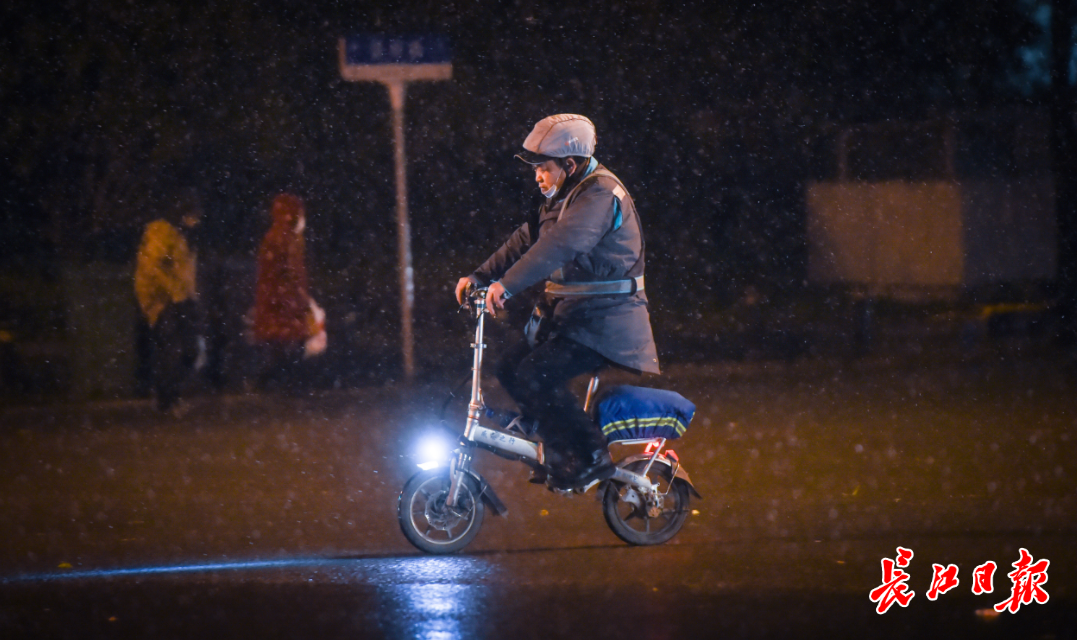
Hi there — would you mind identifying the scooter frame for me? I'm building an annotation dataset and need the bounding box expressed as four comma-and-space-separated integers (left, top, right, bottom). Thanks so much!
444, 288, 697, 513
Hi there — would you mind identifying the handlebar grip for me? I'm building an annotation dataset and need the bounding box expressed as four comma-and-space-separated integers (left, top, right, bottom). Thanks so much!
458, 284, 489, 314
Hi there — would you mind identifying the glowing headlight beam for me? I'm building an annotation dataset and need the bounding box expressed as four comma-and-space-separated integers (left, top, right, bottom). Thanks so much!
416, 434, 454, 469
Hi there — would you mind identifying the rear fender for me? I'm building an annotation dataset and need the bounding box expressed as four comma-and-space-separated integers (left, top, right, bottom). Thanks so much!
619, 453, 702, 499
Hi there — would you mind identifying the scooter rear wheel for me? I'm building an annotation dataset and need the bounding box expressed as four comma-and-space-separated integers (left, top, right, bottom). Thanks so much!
602, 459, 689, 545
398, 469, 485, 554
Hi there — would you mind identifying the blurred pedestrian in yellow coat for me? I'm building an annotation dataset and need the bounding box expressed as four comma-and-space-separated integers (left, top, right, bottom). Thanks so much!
134, 204, 203, 412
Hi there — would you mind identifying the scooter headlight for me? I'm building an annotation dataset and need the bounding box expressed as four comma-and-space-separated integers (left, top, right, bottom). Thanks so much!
416, 434, 454, 470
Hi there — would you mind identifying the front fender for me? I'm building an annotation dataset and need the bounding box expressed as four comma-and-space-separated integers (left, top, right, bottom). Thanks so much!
618, 453, 702, 499
466, 469, 509, 516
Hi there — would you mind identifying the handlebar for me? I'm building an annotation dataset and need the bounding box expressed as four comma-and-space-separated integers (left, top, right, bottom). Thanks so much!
460, 284, 489, 316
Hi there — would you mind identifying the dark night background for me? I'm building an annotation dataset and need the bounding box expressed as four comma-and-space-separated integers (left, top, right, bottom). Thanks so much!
2, 0, 1076, 395
3, 6, 1077, 637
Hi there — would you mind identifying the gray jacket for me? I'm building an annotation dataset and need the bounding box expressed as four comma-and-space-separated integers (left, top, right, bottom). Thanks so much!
471, 161, 660, 374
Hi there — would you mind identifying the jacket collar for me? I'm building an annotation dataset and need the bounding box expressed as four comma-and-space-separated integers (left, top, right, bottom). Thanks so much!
546, 157, 599, 208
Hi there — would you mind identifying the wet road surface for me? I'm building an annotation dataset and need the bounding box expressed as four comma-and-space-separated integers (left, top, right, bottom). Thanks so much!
4, 536, 1075, 639
2, 346, 1075, 638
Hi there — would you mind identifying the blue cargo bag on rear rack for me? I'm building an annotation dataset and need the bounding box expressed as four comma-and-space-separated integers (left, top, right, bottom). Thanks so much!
596, 385, 696, 442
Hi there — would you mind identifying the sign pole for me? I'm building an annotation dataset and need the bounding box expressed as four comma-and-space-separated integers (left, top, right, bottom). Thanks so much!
339, 36, 451, 382
387, 80, 415, 379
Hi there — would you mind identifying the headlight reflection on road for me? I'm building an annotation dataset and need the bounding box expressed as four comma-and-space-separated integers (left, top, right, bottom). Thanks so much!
399, 583, 469, 640
378, 556, 491, 640
387, 556, 488, 582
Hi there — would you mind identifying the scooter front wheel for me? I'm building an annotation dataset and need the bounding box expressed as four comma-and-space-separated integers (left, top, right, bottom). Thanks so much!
603, 459, 689, 545
398, 468, 485, 554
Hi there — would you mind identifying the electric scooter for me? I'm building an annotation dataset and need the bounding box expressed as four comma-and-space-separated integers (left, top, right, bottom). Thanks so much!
397, 286, 700, 554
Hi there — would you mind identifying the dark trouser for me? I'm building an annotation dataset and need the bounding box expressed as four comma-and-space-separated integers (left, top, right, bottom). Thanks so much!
134, 316, 154, 397
494, 333, 609, 470
151, 300, 201, 411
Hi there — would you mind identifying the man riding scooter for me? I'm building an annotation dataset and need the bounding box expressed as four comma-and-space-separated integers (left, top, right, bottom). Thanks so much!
455, 114, 660, 489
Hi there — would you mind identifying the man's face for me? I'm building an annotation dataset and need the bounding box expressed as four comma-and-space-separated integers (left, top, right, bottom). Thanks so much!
533, 158, 573, 195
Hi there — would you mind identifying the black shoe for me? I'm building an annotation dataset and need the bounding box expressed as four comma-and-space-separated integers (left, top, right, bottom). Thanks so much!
541, 447, 587, 489
566, 449, 616, 489
528, 465, 548, 484
543, 461, 582, 490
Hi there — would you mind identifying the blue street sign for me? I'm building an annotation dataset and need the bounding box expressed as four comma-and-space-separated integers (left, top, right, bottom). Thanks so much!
337, 34, 452, 380
344, 35, 451, 66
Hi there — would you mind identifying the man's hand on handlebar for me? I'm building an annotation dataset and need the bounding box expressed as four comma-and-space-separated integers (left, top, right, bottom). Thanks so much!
454, 277, 474, 305
454, 276, 506, 317
485, 281, 508, 318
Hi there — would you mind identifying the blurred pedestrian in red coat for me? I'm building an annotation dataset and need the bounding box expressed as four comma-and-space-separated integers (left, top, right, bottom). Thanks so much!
251, 193, 324, 392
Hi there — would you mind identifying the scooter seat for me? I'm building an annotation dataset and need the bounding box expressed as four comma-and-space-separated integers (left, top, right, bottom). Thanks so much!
595, 385, 696, 442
